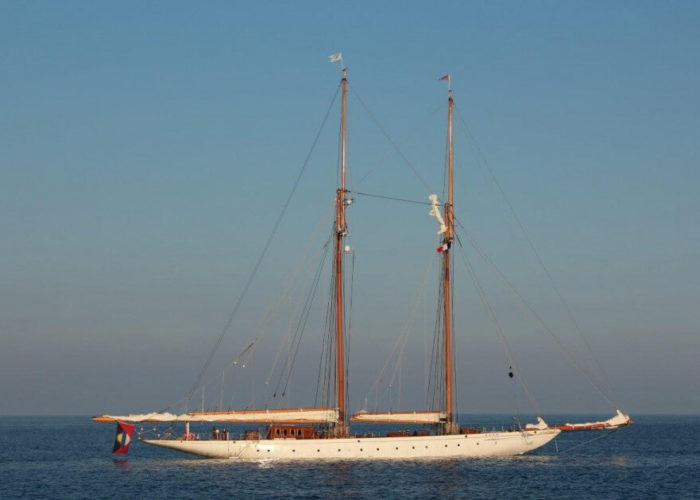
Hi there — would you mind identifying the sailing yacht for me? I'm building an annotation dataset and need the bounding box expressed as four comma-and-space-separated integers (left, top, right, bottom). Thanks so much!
93, 61, 629, 459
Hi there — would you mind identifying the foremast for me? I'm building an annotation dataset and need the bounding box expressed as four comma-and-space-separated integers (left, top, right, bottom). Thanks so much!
442, 81, 457, 434
334, 67, 349, 437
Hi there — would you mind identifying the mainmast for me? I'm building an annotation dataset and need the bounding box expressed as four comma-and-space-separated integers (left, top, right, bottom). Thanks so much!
334, 67, 349, 436
443, 82, 456, 434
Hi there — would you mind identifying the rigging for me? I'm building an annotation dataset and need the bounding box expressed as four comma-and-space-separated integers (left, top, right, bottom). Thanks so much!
183, 82, 342, 409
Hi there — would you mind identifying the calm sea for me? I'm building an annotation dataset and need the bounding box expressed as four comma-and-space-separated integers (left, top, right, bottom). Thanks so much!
0, 415, 697, 499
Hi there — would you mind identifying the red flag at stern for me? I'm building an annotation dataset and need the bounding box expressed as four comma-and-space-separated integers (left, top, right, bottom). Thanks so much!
112, 421, 135, 454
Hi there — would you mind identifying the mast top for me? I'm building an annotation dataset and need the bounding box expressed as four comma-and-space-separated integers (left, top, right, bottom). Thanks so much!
439, 73, 452, 92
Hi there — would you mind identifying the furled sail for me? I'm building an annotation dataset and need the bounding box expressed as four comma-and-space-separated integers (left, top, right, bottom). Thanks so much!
553, 409, 632, 431
93, 407, 339, 424
350, 410, 448, 424
524, 409, 632, 431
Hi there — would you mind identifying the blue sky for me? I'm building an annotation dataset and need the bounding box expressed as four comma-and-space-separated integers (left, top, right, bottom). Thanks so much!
1, 1, 698, 416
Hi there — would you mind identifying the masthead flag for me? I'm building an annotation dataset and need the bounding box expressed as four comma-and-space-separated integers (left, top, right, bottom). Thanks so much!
112, 421, 135, 454
439, 74, 450, 81
329, 52, 343, 63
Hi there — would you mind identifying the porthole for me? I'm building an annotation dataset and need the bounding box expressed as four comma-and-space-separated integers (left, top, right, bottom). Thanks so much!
444, 444, 448, 447
376, 448, 380, 451
412, 446, 415, 449
395, 447, 398, 450
338, 449, 341, 452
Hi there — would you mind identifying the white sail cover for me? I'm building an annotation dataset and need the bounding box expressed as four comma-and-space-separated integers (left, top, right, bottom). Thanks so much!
527, 416, 549, 430
559, 409, 632, 429
351, 410, 447, 424
605, 409, 632, 427
524, 409, 632, 431
93, 408, 338, 424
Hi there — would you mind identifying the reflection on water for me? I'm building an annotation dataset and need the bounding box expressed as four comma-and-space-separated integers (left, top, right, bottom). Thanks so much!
606, 455, 633, 466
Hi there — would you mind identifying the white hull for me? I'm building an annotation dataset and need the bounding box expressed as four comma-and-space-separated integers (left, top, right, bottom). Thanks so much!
143, 428, 560, 460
